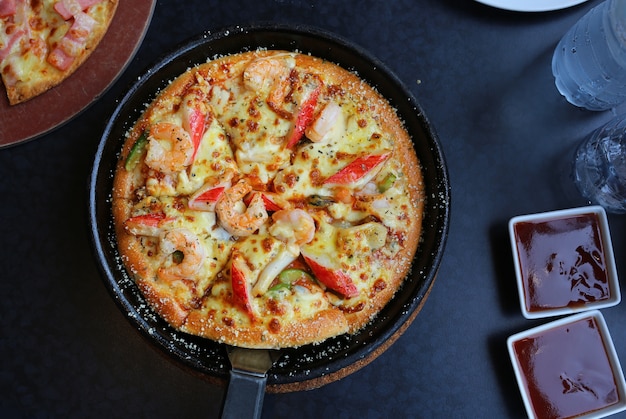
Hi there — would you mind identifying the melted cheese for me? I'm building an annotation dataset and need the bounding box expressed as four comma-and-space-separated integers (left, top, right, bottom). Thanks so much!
301, 220, 391, 299
273, 99, 394, 200
186, 119, 238, 190
210, 81, 292, 183
1, 1, 65, 81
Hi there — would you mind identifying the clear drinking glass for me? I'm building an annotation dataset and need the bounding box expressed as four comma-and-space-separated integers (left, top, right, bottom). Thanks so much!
571, 114, 626, 213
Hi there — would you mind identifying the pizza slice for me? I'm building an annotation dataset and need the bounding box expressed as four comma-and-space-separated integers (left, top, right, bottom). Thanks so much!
0, 0, 118, 105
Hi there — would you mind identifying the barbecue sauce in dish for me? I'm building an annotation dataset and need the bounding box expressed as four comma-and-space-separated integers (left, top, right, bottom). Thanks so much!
513, 212, 609, 313
513, 316, 619, 419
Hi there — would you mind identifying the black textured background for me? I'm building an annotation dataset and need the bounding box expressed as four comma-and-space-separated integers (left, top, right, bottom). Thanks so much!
2, 0, 626, 418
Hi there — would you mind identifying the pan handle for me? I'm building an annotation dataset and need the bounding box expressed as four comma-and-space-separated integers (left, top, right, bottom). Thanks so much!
220, 368, 267, 419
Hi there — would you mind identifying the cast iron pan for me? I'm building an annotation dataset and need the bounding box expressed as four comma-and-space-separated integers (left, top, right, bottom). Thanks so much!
88, 23, 450, 392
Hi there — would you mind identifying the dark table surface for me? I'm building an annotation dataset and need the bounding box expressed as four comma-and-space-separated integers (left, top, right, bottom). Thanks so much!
2, 0, 626, 418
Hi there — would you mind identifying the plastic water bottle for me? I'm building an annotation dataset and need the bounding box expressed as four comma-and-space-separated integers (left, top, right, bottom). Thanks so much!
572, 114, 626, 213
552, 0, 626, 111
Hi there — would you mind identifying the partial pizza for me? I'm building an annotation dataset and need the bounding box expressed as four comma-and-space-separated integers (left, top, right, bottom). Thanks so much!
0, 0, 118, 105
112, 50, 425, 349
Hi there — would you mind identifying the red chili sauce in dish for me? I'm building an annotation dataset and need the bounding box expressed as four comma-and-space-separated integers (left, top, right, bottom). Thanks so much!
513, 213, 609, 313
513, 317, 619, 419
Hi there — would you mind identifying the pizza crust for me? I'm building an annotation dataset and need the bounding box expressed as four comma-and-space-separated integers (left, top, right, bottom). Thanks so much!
112, 50, 425, 349
184, 306, 349, 349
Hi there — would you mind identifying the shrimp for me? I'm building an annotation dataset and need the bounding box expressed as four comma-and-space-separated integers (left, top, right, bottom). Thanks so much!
305, 101, 343, 143
243, 55, 292, 93
157, 228, 206, 282
268, 209, 316, 246
243, 55, 294, 118
144, 122, 194, 174
215, 180, 268, 237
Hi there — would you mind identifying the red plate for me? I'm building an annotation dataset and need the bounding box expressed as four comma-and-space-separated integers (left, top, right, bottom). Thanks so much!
0, 1, 156, 148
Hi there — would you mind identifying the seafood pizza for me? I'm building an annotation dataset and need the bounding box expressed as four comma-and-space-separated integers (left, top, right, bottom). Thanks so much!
112, 50, 425, 349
